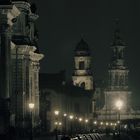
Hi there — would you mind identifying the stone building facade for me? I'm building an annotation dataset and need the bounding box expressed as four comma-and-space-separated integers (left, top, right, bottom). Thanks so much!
0, 0, 43, 131
0, 0, 20, 133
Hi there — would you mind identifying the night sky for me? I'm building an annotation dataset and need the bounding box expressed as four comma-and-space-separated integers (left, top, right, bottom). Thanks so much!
31, 0, 140, 106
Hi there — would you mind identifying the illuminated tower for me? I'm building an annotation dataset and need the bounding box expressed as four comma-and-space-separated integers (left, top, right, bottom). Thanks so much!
72, 38, 93, 90
104, 23, 131, 114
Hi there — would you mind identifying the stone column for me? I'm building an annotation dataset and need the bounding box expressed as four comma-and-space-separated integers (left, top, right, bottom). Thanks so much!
30, 51, 44, 127
11, 45, 36, 128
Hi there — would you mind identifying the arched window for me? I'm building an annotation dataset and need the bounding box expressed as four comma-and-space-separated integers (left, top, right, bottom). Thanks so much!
80, 82, 85, 89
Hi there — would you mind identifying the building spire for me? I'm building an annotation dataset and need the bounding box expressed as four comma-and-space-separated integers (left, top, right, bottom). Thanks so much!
112, 19, 125, 46
110, 20, 127, 68
114, 18, 120, 39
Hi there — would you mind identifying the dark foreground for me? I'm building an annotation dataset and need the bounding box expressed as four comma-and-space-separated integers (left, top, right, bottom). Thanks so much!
0, 131, 140, 140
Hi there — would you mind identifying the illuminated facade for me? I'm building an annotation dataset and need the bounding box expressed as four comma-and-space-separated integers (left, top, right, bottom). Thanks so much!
72, 38, 94, 91
0, 0, 43, 130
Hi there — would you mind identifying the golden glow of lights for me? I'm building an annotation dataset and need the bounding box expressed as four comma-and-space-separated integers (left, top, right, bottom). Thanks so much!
63, 113, 67, 117
115, 100, 123, 110
69, 115, 74, 120
79, 118, 83, 122
85, 119, 88, 123
29, 103, 35, 109
54, 110, 59, 115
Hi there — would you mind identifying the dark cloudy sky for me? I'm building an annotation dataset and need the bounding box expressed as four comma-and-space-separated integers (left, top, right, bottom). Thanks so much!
31, 0, 140, 106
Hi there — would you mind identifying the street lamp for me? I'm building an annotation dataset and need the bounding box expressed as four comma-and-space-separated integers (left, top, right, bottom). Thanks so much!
63, 113, 67, 134
78, 118, 83, 132
64, 113, 67, 117
115, 100, 123, 135
79, 118, 83, 122
69, 115, 74, 135
69, 115, 74, 120
29, 102, 35, 140
59, 122, 62, 126
54, 110, 59, 116
100, 122, 103, 125
93, 121, 97, 125
85, 119, 88, 123
106, 122, 109, 126
54, 110, 59, 140
85, 119, 88, 132
115, 100, 123, 111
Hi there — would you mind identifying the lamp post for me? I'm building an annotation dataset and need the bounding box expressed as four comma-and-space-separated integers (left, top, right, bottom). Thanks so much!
29, 103, 35, 140
79, 118, 83, 133
69, 115, 74, 136
54, 110, 59, 140
115, 100, 123, 135
63, 113, 67, 134
85, 119, 88, 132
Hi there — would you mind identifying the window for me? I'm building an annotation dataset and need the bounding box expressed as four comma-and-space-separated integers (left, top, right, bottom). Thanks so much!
81, 82, 85, 89
79, 61, 84, 69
